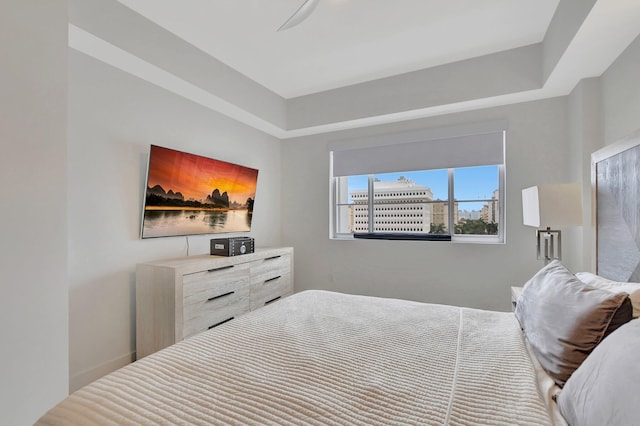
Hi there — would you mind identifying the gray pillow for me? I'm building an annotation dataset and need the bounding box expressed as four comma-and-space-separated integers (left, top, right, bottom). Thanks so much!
514, 260, 632, 386
558, 319, 640, 426
575, 271, 640, 317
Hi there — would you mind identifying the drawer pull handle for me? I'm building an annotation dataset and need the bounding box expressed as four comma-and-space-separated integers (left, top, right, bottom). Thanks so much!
264, 275, 281, 283
208, 317, 234, 329
207, 291, 235, 302
265, 255, 281, 261
265, 296, 281, 305
208, 265, 234, 273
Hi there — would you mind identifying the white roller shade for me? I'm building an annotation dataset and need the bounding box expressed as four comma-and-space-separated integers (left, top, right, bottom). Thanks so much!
332, 131, 504, 177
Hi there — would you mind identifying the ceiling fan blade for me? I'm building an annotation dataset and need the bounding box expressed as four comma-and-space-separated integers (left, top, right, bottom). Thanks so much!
277, 0, 320, 32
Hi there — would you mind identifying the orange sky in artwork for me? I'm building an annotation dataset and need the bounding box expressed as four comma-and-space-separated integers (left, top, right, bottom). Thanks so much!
146, 145, 258, 204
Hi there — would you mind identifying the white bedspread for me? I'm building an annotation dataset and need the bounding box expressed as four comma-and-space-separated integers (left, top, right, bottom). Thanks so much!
37, 290, 553, 425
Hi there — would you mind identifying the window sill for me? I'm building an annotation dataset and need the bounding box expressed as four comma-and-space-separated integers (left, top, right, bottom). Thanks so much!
451, 235, 504, 244
353, 233, 452, 241
331, 233, 504, 244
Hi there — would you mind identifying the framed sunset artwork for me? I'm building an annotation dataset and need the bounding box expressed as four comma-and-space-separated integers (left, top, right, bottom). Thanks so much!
140, 145, 258, 239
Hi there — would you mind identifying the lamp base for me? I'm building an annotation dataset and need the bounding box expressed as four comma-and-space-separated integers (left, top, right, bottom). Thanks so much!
536, 227, 561, 265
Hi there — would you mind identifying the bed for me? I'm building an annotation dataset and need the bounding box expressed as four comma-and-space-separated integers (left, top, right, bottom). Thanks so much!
37, 290, 557, 425
37, 133, 640, 426
35, 279, 640, 426
36, 283, 640, 426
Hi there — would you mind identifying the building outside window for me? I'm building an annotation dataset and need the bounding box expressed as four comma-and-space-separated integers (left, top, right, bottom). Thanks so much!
349, 175, 446, 233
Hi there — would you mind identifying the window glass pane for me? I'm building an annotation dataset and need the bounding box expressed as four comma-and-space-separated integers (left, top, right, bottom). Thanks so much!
368, 170, 448, 234
454, 202, 499, 235
335, 175, 367, 234
454, 165, 499, 201
346, 175, 368, 204
334, 204, 352, 234
453, 165, 500, 236
335, 175, 368, 205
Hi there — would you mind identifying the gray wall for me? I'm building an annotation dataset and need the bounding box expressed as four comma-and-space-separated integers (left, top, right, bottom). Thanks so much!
67, 51, 283, 390
567, 78, 602, 271
601, 35, 640, 146
281, 97, 579, 312
564, 34, 640, 274
0, 1, 69, 424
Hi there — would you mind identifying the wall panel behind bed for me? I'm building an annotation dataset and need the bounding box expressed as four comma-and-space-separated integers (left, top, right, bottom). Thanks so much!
592, 128, 640, 281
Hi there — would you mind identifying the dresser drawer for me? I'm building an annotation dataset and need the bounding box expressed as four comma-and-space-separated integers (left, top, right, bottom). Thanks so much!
250, 272, 292, 310
182, 286, 250, 339
249, 254, 292, 283
183, 262, 251, 301
181, 263, 252, 339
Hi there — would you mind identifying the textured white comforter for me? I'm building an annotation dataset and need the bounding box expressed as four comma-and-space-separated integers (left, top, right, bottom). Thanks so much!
37, 290, 553, 425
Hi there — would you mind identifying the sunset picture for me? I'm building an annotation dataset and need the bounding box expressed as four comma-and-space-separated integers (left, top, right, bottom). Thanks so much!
141, 145, 258, 238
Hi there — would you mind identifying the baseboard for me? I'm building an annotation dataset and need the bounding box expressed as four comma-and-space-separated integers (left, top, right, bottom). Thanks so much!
69, 351, 136, 393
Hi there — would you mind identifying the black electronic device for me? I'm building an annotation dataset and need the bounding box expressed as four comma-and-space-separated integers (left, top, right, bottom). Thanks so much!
210, 237, 255, 256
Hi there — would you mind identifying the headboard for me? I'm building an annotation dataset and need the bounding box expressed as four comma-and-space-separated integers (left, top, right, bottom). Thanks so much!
591, 128, 640, 281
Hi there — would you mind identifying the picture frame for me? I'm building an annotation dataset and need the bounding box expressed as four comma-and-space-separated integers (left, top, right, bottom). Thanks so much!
141, 145, 259, 239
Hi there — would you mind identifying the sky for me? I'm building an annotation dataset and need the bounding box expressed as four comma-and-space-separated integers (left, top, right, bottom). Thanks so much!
146, 145, 258, 203
347, 165, 499, 209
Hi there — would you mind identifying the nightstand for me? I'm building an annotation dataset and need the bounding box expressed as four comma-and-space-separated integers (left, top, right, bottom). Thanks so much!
511, 286, 523, 311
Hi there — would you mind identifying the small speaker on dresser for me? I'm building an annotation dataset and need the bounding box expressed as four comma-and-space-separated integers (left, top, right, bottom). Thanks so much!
210, 237, 255, 256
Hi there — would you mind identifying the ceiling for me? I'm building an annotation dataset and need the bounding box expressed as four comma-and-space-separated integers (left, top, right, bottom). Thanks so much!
70, 1, 640, 137
116, 0, 560, 99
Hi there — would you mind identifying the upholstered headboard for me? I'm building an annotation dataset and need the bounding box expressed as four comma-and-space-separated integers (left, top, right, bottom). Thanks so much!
592, 128, 640, 281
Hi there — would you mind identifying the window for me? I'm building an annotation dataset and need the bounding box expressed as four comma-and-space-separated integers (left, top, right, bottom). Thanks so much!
330, 130, 505, 243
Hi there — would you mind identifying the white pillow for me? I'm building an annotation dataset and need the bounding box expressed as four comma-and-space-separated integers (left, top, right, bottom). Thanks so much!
575, 272, 640, 318
558, 319, 640, 426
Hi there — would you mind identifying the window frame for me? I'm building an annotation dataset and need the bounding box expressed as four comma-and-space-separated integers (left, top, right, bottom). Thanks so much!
330, 164, 506, 244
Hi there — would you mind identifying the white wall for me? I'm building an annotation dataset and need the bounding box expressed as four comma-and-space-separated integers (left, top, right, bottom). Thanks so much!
281, 97, 581, 312
69, 0, 287, 132
0, 1, 69, 424
67, 51, 282, 390
567, 78, 601, 271
601, 34, 640, 146
563, 34, 640, 275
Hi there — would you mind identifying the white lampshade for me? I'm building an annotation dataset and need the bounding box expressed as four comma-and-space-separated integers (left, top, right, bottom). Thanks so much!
522, 183, 583, 228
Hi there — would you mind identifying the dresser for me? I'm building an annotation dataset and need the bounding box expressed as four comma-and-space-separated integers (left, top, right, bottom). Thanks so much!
136, 247, 293, 359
